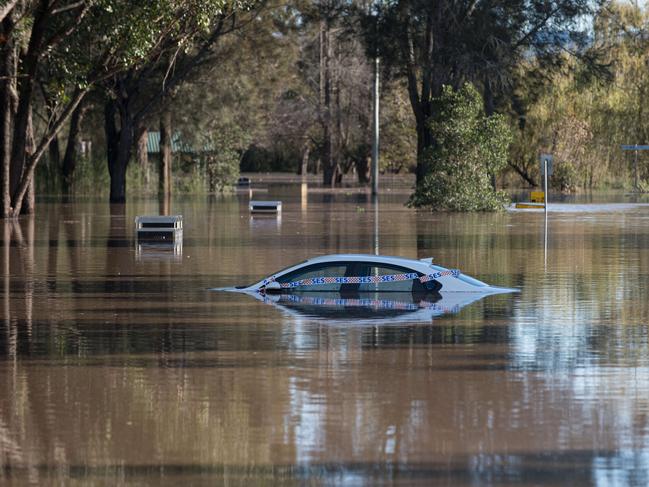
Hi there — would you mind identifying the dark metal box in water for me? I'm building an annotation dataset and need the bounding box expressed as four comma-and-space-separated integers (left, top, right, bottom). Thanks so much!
249, 201, 282, 215
135, 215, 183, 241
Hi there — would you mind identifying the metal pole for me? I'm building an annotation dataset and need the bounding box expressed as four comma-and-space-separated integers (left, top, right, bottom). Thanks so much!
544, 208, 548, 270
371, 57, 379, 196
543, 157, 548, 269
635, 148, 639, 192
544, 158, 548, 213
373, 194, 379, 256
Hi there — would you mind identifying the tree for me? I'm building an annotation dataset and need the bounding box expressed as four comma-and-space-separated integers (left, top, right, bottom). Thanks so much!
2, 0, 240, 217
1, 0, 89, 217
202, 125, 249, 192
61, 100, 90, 193
172, 11, 289, 187
505, 2, 649, 191
267, 1, 374, 186
408, 84, 511, 211
101, 0, 262, 203
364, 0, 600, 187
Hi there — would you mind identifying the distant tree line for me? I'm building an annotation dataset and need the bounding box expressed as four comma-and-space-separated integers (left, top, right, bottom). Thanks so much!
5, 0, 649, 216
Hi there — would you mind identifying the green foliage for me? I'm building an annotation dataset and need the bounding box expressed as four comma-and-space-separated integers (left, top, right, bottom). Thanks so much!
241, 145, 301, 172
551, 161, 579, 193
380, 81, 417, 173
173, 165, 207, 194
409, 84, 511, 212
507, 2, 649, 191
200, 125, 250, 192
171, 18, 287, 175
71, 156, 112, 195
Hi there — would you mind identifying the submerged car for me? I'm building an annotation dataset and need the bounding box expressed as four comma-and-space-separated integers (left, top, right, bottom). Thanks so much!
215, 254, 515, 296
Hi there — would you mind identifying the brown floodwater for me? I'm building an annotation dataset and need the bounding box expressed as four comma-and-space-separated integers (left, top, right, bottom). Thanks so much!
2, 185, 649, 486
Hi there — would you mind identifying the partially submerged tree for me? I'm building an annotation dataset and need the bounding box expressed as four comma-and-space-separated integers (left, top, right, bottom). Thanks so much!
0, 0, 261, 217
203, 125, 249, 192
1, 1, 129, 216
408, 84, 511, 211
1, 0, 91, 217
101, 0, 262, 203
273, 0, 374, 186
172, 11, 288, 188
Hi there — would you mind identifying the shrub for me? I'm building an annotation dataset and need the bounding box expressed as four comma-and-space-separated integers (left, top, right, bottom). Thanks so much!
551, 161, 579, 193
409, 83, 511, 211
200, 125, 250, 192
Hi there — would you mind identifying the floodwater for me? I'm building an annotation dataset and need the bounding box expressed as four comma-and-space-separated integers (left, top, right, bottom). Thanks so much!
2, 185, 649, 486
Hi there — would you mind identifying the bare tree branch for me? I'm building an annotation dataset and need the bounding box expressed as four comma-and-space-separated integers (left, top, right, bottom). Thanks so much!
0, 0, 18, 23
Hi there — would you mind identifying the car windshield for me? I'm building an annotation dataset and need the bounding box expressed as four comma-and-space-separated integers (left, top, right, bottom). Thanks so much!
235, 260, 310, 289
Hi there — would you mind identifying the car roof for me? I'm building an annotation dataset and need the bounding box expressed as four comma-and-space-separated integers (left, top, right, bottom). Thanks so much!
253, 254, 440, 287
303, 254, 426, 267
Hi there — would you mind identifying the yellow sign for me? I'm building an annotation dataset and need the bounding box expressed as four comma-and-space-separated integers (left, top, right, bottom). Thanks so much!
531, 191, 545, 203
515, 202, 545, 209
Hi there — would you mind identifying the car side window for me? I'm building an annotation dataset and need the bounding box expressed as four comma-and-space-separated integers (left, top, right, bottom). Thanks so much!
357, 263, 419, 292
274, 261, 440, 293
275, 263, 350, 291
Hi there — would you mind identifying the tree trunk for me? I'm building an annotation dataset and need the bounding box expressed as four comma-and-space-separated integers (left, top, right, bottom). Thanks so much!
397, 0, 439, 187
158, 109, 171, 216
483, 78, 497, 190
62, 100, 87, 193
323, 163, 335, 187
0, 15, 15, 218
356, 156, 370, 184
158, 109, 172, 199
8, 89, 86, 217
48, 133, 60, 167
23, 179, 35, 215
508, 161, 537, 187
105, 99, 118, 175
415, 113, 432, 184
22, 106, 35, 214
105, 98, 134, 204
299, 141, 309, 176
111, 132, 132, 204
10, 1, 48, 207
135, 125, 150, 186
319, 18, 337, 187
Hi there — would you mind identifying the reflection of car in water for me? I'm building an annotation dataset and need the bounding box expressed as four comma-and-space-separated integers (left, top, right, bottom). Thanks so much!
250, 290, 492, 324
213, 254, 515, 322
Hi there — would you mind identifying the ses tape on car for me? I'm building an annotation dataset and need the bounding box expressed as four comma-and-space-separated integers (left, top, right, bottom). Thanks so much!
262, 269, 460, 289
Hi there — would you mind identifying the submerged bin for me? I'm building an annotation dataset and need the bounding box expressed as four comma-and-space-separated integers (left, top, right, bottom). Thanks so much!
249, 201, 282, 215
135, 215, 183, 241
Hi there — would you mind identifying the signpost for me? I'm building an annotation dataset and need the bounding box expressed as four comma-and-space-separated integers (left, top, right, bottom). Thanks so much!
539, 154, 553, 268
540, 154, 553, 213
621, 145, 649, 192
